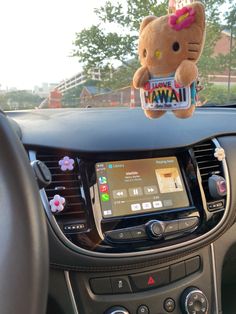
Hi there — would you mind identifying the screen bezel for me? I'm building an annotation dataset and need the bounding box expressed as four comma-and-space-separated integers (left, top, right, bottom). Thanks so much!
78, 150, 202, 247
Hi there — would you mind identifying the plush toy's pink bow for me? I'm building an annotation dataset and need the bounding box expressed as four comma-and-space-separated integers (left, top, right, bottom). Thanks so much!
169, 6, 196, 31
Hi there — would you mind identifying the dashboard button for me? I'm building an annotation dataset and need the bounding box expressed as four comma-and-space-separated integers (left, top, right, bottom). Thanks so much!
164, 221, 179, 234
181, 287, 208, 314
208, 200, 224, 211
147, 220, 165, 239
90, 277, 112, 295
105, 306, 129, 314
185, 256, 201, 275
111, 276, 132, 294
130, 227, 147, 240
106, 230, 132, 242
129, 267, 169, 292
63, 222, 86, 233
137, 305, 149, 314
178, 218, 199, 232
164, 298, 175, 312
170, 262, 186, 282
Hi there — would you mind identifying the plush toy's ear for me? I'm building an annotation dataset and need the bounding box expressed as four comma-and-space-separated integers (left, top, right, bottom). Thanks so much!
191, 2, 205, 30
140, 16, 157, 34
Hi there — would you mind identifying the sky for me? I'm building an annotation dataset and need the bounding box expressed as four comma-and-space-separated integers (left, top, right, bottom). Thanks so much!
0, 0, 106, 90
0, 0, 230, 91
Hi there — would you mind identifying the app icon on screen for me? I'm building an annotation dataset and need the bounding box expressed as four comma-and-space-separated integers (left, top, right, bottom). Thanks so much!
101, 193, 110, 202
108, 164, 113, 169
99, 184, 109, 193
99, 176, 107, 184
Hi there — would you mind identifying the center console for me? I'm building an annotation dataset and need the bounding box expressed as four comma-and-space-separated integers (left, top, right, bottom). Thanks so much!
30, 138, 229, 314
32, 141, 226, 256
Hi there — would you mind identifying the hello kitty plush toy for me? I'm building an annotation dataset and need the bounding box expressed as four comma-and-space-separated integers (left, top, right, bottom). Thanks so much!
133, 2, 206, 119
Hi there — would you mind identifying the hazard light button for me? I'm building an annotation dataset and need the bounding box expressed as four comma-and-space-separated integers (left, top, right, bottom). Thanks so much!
129, 267, 170, 292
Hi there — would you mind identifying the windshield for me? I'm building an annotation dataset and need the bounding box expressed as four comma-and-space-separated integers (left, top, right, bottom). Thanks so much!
0, 0, 235, 110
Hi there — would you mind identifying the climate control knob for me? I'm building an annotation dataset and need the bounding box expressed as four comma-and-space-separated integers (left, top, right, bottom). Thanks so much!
104, 306, 130, 314
146, 220, 165, 239
181, 287, 209, 314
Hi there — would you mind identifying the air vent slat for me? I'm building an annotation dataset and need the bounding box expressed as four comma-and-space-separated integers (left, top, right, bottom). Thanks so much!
194, 143, 212, 147
200, 170, 221, 177
199, 165, 220, 171
45, 187, 78, 192
197, 160, 216, 165
36, 150, 88, 232
51, 173, 76, 177
51, 180, 79, 184
194, 148, 214, 153
193, 154, 214, 159
48, 195, 84, 201
55, 210, 85, 216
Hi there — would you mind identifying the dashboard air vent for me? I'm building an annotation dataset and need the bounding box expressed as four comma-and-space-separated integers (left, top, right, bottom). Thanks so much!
36, 150, 88, 234
193, 140, 226, 209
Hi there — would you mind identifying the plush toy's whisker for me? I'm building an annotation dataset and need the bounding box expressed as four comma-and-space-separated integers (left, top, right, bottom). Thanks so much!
187, 57, 196, 61
188, 50, 198, 59
188, 49, 199, 52
188, 42, 200, 45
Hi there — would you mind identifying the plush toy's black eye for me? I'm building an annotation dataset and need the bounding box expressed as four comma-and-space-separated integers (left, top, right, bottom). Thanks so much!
143, 49, 147, 57
172, 42, 180, 52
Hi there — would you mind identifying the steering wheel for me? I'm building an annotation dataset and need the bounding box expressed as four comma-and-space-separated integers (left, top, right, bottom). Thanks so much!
0, 113, 49, 314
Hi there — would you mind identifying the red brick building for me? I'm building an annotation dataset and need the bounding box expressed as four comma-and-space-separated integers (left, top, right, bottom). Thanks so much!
210, 31, 236, 84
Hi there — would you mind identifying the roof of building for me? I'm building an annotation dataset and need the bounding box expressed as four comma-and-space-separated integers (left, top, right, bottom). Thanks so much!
84, 86, 111, 95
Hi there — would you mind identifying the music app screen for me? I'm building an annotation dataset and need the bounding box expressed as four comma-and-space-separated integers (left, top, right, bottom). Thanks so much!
95, 157, 189, 219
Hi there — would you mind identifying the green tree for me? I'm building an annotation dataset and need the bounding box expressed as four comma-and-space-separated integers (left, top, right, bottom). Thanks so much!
73, 0, 167, 71
4, 91, 42, 110
225, 4, 236, 99
97, 59, 140, 89
62, 86, 83, 107
0, 94, 9, 111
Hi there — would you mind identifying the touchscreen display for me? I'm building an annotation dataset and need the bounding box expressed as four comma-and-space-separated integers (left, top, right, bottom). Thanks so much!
95, 157, 189, 219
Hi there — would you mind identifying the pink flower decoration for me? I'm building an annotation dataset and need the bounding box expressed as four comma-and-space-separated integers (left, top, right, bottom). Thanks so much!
59, 156, 75, 171
49, 194, 65, 213
169, 6, 196, 31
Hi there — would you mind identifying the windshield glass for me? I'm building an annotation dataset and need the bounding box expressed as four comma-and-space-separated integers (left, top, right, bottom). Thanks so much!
0, 0, 235, 110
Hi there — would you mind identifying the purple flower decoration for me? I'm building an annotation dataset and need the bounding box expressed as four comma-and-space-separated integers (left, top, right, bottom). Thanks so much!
49, 194, 65, 213
169, 6, 196, 31
59, 156, 75, 171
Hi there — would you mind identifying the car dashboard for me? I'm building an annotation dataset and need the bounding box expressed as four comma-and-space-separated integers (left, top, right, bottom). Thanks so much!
8, 107, 236, 314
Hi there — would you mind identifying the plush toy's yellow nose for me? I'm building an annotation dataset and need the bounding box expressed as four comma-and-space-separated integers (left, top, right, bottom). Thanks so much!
155, 50, 162, 59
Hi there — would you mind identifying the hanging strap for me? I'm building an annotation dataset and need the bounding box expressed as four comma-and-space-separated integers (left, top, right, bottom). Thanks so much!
169, 0, 196, 13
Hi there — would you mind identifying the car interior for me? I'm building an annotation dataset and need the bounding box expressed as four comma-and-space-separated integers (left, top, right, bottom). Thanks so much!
0, 0, 236, 314
1, 107, 235, 314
